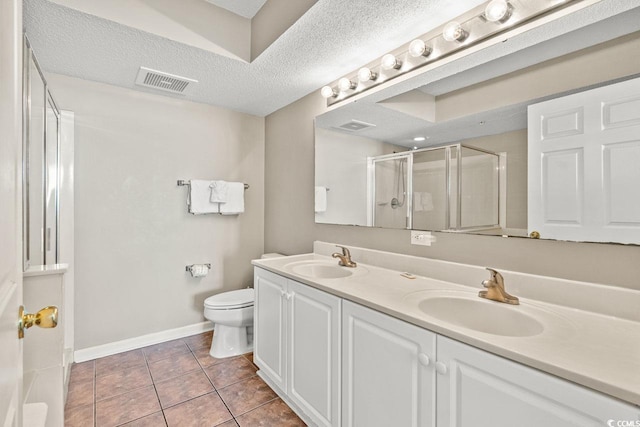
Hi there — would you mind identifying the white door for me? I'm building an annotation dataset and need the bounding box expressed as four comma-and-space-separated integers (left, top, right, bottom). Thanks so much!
0, 0, 24, 425
436, 335, 640, 427
288, 280, 341, 427
253, 268, 287, 391
528, 76, 640, 243
342, 301, 436, 427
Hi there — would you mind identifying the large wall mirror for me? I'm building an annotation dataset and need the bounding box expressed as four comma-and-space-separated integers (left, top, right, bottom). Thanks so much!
23, 37, 61, 270
315, 6, 640, 245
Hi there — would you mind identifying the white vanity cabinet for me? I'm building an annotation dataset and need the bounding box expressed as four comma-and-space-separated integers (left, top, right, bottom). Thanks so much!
254, 268, 342, 427
436, 335, 639, 427
342, 301, 437, 427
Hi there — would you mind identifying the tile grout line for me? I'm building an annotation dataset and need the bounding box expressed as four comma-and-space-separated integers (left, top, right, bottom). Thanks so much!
188, 338, 238, 425
144, 342, 170, 427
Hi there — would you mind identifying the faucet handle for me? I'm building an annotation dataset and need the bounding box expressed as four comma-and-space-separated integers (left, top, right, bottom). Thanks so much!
485, 267, 504, 288
335, 245, 350, 257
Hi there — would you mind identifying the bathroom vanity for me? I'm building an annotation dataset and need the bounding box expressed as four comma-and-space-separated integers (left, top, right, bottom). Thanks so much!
252, 242, 640, 427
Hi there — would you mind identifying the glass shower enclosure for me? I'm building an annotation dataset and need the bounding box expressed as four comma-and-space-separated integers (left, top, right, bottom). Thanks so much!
369, 144, 500, 231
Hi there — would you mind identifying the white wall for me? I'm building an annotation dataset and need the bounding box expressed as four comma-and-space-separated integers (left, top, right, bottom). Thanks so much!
47, 74, 265, 350
315, 127, 398, 226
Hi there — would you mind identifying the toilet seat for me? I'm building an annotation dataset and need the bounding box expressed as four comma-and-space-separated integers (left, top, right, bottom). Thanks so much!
204, 288, 254, 310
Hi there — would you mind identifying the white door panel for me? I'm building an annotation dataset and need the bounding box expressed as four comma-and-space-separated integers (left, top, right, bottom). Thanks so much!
0, 0, 24, 425
529, 76, 640, 243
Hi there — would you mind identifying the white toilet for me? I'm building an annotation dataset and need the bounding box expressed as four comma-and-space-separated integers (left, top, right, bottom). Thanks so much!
204, 288, 255, 358
203, 253, 283, 358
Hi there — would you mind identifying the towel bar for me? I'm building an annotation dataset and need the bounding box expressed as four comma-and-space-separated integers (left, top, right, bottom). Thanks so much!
177, 180, 249, 190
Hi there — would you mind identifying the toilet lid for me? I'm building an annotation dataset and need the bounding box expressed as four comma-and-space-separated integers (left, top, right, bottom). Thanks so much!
204, 288, 254, 309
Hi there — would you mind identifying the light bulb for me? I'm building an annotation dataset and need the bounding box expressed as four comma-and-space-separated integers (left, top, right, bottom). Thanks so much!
381, 54, 402, 70
321, 85, 337, 99
357, 67, 378, 82
409, 39, 431, 58
484, 0, 512, 23
338, 77, 357, 92
443, 21, 467, 42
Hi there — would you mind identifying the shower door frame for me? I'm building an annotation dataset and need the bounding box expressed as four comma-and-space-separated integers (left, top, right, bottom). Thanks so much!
367, 152, 413, 229
367, 143, 501, 232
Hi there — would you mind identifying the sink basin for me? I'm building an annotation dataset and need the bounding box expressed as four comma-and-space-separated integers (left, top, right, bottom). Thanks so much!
416, 293, 545, 337
288, 261, 356, 279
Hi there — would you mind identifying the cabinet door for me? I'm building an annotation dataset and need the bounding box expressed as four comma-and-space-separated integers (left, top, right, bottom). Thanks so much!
288, 280, 341, 427
254, 268, 287, 391
342, 301, 436, 427
436, 335, 640, 427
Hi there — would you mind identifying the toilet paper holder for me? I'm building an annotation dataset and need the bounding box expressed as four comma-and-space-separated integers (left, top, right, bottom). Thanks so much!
186, 264, 211, 277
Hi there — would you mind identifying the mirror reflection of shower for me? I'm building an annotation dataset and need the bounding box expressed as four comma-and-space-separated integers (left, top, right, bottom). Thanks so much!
369, 143, 501, 231
390, 157, 406, 210
370, 153, 411, 229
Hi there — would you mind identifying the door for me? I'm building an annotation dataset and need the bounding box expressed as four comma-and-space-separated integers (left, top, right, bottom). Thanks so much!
0, 0, 24, 425
288, 280, 341, 427
253, 268, 287, 391
342, 301, 436, 427
436, 335, 640, 427
528, 76, 640, 243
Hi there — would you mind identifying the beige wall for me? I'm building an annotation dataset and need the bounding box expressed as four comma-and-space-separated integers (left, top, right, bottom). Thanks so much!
48, 74, 265, 350
264, 90, 640, 290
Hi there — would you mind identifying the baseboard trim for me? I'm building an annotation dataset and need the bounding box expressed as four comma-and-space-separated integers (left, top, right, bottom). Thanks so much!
73, 322, 214, 363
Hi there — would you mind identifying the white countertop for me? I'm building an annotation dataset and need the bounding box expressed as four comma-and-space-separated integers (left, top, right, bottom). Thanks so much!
253, 250, 640, 407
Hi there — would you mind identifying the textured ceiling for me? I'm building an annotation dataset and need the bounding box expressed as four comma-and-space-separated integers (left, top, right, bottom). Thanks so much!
23, 0, 487, 116
316, 1, 640, 148
204, 0, 267, 19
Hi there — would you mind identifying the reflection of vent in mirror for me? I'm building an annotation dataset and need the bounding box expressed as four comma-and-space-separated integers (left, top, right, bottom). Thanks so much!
335, 120, 376, 132
135, 67, 198, 94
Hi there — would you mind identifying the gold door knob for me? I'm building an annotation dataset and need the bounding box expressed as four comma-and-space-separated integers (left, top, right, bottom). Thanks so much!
18, 305, 58, 339
529, 231, 541, 239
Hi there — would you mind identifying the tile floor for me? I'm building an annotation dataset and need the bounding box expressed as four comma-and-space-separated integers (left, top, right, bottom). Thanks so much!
64, 331, 306, 427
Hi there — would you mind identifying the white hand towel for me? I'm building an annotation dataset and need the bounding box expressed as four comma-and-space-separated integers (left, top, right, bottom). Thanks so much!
315, 186, 327, 213
209, 180, 229, 203
218, 182, 245, 215
188, 180, 219, 214
414, 192, 434, 212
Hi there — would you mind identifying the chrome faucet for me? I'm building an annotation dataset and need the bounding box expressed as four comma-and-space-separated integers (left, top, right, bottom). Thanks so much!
478, 268, 519, 305
332, 245, 357, 268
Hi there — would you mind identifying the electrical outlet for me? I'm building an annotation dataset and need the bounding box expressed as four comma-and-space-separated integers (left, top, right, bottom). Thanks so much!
411, 230, 436, 246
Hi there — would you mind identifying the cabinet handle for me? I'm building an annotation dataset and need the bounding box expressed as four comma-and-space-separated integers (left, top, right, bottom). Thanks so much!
418, 353, 430, 367
435, 362, 448, 375
280, 290, 287, 298
286, 292, 294, 300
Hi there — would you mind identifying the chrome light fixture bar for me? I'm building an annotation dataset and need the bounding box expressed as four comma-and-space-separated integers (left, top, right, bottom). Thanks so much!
321, 0, 578, 106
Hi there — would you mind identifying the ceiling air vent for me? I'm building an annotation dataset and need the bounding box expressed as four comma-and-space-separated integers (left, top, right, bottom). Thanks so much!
135, 67, 198, 94
335, 120, 376, 132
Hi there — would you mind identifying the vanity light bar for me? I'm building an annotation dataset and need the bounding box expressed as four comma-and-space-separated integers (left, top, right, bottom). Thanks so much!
321, 0, 578, 104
